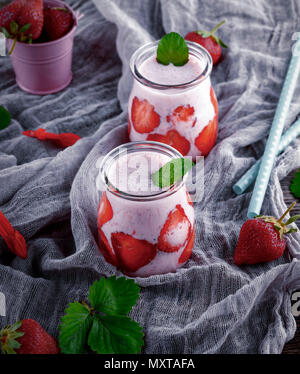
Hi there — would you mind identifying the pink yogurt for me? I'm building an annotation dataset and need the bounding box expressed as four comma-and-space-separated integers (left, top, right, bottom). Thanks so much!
128, 41, 218, 158
96, 142, 195, 277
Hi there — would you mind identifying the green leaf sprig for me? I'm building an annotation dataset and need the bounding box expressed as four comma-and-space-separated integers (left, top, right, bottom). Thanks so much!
59, 276, 144, 354
152, 157, 194, 188
156, 32, 189, 66
290, 169, 300, 198
0, 106, 11, 130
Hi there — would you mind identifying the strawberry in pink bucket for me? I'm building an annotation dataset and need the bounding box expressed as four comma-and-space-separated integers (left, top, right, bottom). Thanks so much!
0, 0, 80, 95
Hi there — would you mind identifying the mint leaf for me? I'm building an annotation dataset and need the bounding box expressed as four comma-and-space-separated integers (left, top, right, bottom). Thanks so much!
88, 276, 140, 316
156, 32, 189, 66
290, 169, 300, 198
88, 315, 144, 354
0, 106, 11, 130
152, 157, 194, 188
59, 302, 93, 354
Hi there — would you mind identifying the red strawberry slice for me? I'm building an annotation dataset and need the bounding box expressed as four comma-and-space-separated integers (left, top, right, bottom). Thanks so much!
194, 115, 218, 156
97, 192, 113, 227
147, 130, 190, 156
111, 232, 157, 273
158, 205, 191, 253
131, 96, 160, 133
170, 105, 195, 126
178, 224, 195, 264
98, 229, 118, 267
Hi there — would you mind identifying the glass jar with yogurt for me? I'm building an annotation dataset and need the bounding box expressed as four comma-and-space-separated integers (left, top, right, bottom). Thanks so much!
128, 40, 218, 158
96, 141, 195, 277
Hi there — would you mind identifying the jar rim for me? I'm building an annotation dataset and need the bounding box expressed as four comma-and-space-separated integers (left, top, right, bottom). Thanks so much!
99, 141, 188, 201
129, 40, 213, 90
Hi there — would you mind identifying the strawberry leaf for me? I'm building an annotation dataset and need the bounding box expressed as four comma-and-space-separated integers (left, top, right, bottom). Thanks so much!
0, 106, 11, 130
19, 23, 31, 34
88, 276, 140, 316
58, 302, 93, 354
152, 157, 194, 188
1, 27, 11, 38
290, 169, 300, 198
157, 32, 189, 66
87, 315, 144, 354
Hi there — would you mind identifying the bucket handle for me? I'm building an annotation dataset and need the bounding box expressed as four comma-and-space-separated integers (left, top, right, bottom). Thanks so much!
74, 11, 84, 22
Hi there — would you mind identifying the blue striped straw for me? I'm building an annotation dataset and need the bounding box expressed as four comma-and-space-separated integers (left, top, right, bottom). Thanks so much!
233, 118, 300, 195
247, 34, 300, 218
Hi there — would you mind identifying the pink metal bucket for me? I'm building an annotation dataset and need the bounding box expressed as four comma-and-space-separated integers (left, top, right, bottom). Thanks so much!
7, 0, 79, 95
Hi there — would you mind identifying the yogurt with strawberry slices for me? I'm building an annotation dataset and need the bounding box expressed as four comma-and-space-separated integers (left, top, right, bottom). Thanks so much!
128, 41, 218, 159
96, 142, 195, 277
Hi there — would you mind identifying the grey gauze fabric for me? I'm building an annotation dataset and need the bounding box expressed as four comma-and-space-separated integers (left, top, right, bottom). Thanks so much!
0, 0, 299, 354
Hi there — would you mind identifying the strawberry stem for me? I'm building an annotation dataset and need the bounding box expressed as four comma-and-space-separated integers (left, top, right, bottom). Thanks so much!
9, 37, 17, 55
210, 20, 226, 34
277, 202, 296, 224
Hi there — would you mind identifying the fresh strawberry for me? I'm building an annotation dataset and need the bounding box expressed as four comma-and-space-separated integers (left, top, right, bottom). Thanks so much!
158, 205, 191, 253
43, 7, 74, 41
0, 319, 60, 354
111, 232, 157, 273
170, 105, 195, 126
97, 192, 113, 227
0, 0, 22, 31
234, 203, 299, 265
178, 224, 195, 264
185, 20, 227, 65
16, 0, 43, 40
147, 129, 190, 156
1, 0, 43, 54
131, 96, 160, 134
194, 115, 218, 156
98, 229, 118, 267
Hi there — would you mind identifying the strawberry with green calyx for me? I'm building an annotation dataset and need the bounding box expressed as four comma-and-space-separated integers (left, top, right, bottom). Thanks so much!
185, 20, 228, 65
1, 0, 43, 55
0, 319, 59, 354
234, 202, 299, 265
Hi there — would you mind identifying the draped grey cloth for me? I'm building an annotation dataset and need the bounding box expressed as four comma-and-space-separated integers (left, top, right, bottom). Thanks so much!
0, 0, 299, 353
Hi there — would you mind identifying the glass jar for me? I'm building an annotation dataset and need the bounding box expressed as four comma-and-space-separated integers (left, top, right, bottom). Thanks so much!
128, 40, 218, 158
96, 141, 195, 277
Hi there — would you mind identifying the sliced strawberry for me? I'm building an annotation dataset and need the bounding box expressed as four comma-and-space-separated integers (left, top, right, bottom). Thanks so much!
131, 96, 160, 134
97, 192, 113, 227
194, 115, 218, 156
98, 230, 118, 267
111, 232, 157, 273
158, 205, 191, 253
170, 105, 195, 126
210, 86, 218, 116
147, 130, 190, 156
178, 224, 195, 264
